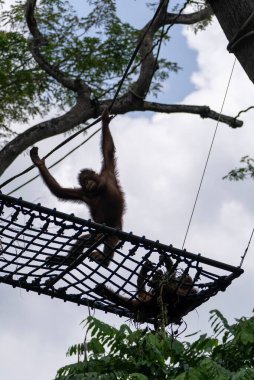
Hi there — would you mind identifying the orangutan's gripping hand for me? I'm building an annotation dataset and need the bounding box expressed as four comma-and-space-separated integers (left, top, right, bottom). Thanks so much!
30, 147, 45, 167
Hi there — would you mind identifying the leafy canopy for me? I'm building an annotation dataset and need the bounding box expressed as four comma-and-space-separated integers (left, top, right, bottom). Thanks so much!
0, 0, 179, 131
55, 309, 254, 380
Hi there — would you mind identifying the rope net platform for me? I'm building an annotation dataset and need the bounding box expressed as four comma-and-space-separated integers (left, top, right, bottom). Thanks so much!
0, 193, 243, 326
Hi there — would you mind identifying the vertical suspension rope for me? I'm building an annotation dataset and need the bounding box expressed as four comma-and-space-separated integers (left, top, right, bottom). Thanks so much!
239, 227, 254, 268
182, 58, 237, 249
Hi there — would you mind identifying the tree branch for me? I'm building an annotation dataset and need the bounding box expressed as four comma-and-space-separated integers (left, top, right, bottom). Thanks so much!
164, 6, 213, 26
129, 4, 213, 100
130, 0, 169, 99
0, 96, 242, 176
111, 98, 242, 128
0, 93, 95, 175
0, 1, 242, 178
140, 101, 242, 128
25, 0, 91, 95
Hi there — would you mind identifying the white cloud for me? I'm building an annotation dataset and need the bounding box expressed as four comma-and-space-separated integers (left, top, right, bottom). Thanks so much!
1, 17, 254, 380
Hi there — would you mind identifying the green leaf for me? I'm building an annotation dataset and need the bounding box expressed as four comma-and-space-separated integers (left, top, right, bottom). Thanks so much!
88, 338, 105, 355
232, 368, 254, 380
129, 374, 148, 380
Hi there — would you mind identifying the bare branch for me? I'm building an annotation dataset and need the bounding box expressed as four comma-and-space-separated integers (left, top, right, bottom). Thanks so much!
137, 101, 243, 128
25, 0, 91, 95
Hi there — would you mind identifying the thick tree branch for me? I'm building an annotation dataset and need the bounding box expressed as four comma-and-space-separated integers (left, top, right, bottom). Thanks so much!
130, 3, 213, 100
130, 0, 169, 99
0, 93, 95, 175
25, 0, 91, 95
164, 6, 213, 26
0, 97, 242, 176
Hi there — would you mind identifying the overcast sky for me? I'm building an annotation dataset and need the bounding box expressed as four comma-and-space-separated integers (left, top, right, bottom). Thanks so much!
1, 3, 254, 380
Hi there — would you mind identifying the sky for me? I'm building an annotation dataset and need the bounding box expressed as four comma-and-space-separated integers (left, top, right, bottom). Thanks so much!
1, 2, 254, 380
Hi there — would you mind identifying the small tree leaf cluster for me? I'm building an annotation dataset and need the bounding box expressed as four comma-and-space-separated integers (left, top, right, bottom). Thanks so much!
223, 156, 254, 181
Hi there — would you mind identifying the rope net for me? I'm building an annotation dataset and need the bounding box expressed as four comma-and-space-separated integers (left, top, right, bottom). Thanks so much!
0, 193, 243, 326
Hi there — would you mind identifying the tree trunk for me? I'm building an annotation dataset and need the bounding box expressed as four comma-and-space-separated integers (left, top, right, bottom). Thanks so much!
209, 0, 254, 84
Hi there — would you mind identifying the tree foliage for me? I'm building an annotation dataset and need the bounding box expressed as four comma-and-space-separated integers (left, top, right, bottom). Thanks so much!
0, 30, 48, 132
0, 0, 178, 129
0, 0, 242, 176
223, 156, 254, 182
55, 310, 254, 380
